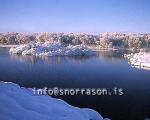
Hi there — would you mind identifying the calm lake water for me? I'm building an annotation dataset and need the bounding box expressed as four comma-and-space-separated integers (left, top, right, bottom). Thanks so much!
0, 47, 150, 120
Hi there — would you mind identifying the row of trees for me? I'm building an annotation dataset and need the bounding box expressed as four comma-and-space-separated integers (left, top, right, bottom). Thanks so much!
0, 32, 150, 49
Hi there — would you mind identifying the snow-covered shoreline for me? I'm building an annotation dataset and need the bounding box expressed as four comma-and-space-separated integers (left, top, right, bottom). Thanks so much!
124, 52, 150, 69
1, 44, 119, 51
0, 44, 19, 48
87, 46, 119, 51
0, 44, 146, 52
9, 42, 95, 56
0, 81, 109, 120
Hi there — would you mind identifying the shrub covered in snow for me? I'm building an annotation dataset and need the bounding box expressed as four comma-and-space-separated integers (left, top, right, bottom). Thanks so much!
9, 42, 95, 56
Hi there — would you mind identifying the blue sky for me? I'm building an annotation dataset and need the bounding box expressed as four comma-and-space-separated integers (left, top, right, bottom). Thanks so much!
0, 0, 150, 32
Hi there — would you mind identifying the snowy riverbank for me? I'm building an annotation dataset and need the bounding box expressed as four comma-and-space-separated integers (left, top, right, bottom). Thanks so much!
124, 52, 150, 69
9, 42, 95, 56
0, 44, 19, 48
0, 81, 109, 120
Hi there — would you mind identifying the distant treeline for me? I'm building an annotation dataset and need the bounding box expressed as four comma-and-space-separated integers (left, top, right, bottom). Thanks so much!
0, 32, 150, 49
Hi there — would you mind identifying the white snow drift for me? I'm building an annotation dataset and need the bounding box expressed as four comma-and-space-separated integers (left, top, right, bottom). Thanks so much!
9, 42, 95, 56
124, 52, 150, 69
0, 81, 109, 120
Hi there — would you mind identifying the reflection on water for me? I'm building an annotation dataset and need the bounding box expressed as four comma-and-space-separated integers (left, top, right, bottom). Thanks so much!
9, 54, 95, 64
96, 50, 128, 62
10, 54, 37, 64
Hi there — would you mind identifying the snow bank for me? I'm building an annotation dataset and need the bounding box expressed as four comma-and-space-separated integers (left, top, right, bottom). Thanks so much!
124, 52, 150, 69
9, 42, 95, 56
0, 81, 109, 120
0, 44, 19, 48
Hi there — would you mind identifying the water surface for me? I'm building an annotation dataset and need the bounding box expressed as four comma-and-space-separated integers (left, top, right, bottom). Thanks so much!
0, 48, 150, 120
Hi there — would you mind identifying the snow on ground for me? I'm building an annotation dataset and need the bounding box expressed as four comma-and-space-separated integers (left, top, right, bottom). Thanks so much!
0, 81, 109, 120
9, 42, 95, 56
124, 52, 150, 69
0, 44, 19, 48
